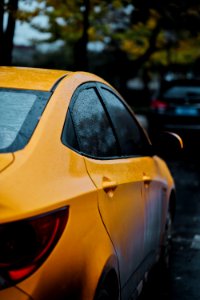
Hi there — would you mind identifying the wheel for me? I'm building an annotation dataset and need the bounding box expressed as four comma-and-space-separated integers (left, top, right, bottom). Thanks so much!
94, 272, 119, 300
160, 210, 173, 269
95, 286, 119, 300
95, 289, 110, 300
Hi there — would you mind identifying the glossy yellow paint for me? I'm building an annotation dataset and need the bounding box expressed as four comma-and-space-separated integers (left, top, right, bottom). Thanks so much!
0, 67, 176, 300
85, 156, 146, 288
0, 66, 69, 91
84, 154, 173, 297
0, 69, 117, 300
0, 286, 31, 300
0, 70, 110, 221
0, 153, 14, 172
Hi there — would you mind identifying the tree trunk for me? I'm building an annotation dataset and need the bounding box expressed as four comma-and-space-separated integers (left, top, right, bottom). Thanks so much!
0, 0, 5, 64
0, 0, 18, 66
4, 0, 19, 65
74, 0, 89, 71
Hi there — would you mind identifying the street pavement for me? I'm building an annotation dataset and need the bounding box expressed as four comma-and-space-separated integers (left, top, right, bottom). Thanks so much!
169, 157, 200, 300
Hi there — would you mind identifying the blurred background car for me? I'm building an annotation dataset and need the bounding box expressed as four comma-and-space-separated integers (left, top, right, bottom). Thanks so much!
149, 79, 200, 151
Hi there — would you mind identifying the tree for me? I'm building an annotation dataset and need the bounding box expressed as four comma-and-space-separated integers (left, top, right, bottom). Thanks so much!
28, 0, 92, 70
127, 0, 200, 71
30, 0, 127, 70
3, 0, 200, 88
0, 0, 19, 65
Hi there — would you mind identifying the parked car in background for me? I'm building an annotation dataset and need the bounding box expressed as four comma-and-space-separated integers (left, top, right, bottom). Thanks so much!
0, 67, 182, 300
149, 79, 200, 147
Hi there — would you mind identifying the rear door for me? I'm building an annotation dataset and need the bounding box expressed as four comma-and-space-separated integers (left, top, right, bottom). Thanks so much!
65, 83, 147, 292
64, 82, 162, 295
92, 85, 163, 279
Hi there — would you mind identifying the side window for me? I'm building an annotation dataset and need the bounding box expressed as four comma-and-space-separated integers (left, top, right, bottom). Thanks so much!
63, 86, 119, 158
100, 87, 150, 156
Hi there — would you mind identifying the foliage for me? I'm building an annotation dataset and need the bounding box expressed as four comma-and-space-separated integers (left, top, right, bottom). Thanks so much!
23, 0, 200, 73
2, 0, 200, 83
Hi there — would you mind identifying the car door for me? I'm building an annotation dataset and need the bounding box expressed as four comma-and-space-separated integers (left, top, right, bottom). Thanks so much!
64, 82, 164, 297
97, 86, 167, 271
64, 83, 146, 294
86, 85, 165, 286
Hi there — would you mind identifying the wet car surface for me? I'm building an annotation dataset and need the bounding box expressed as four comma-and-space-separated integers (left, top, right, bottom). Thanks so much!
0, 67, 182, 300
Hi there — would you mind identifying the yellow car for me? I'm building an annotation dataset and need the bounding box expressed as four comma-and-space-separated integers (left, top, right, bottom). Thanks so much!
0, 67, 182, 300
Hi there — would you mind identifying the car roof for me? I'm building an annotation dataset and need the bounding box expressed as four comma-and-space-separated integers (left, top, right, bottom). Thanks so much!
0, 67, 70, 91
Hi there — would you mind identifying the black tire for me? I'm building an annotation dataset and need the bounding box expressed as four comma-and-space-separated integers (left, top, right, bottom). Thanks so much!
94, 272, 119, 300
95, 289, 110, 300
160, 210, 173, 269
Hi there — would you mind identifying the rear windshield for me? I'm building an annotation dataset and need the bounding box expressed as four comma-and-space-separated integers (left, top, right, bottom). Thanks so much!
164, 86, 200, 99
0, 88, 51, 153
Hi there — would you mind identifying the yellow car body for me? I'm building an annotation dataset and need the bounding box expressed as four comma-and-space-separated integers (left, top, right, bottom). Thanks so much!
0, 67, 176, 300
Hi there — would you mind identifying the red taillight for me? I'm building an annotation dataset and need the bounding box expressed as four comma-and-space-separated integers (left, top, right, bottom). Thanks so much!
151, 99, 168, 109
0, 206, 69, 289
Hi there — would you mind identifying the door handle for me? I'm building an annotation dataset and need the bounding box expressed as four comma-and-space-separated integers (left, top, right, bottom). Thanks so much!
143, 174, 151, 187
102, 177, 117, 197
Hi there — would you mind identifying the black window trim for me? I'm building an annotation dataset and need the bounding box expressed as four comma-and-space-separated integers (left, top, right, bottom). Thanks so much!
61, 81, 153, 160
68, 83, 118, 157
62, 82, 121, 160
96, 83, 153, 158
94, 85, 121, 156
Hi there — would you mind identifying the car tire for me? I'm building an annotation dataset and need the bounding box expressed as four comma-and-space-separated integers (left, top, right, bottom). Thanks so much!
95, 289, 110, 300
94, 272, 119, 300
160, 210, 173, 269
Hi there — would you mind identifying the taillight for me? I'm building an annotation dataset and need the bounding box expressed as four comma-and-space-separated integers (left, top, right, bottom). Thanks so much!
151, 99, 168, 109
0, 206, 69, 289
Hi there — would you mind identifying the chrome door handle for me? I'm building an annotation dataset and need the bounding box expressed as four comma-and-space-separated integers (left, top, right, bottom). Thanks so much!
102, 177, 117, 197
143, 175, 151, 187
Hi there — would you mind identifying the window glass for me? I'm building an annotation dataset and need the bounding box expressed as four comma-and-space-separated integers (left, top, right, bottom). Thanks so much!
69, 87, 119, 158
100, 87, 149, 156
0, 89, 51, 153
